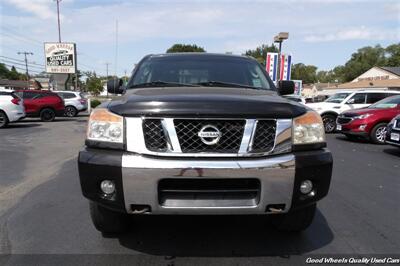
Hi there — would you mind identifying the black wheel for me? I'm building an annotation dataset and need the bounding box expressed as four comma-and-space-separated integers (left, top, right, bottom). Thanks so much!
370, 123, 387, 144
64, 106, 78, 117
271, 203, 316, 232
89, 202, 128, 234
322, 114, 337, 133
40, 108, 56, 122
0, 111, 9, 128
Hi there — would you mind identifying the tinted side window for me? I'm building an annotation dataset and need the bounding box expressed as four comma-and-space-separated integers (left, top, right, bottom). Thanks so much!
348, 93, 366, 104
366, 93, 388, 104
63, 93, 76, 99
23, 91, 38, 99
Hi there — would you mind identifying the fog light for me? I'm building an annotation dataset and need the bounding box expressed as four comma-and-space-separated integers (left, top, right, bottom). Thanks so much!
100, 180, 115, 195
300, 180, 313, 194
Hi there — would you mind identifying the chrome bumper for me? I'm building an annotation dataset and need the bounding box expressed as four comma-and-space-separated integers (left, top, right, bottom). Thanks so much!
121, 153, 295, 214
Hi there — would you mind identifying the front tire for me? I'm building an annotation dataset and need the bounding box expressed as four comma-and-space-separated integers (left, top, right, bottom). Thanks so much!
89, 202, 128, 234
322, 114, 337, 133
271, 204, 316, 232
0, 111, 9, 128
370, 123, 387, 144
64, 106, 78, 117
40, 108, 56, 122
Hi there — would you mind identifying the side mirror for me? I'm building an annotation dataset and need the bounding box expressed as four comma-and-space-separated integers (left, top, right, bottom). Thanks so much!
346, 98, 355, 104
107, 78, 124, 94
277, 80, 295, 96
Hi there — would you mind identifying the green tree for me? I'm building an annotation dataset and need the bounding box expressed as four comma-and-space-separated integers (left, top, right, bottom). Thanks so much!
291, 63, 318, 84
8, 66, 21, 80
245, 44, 278, 65
385, 43, 400, 67
342, 45, 386, 81
0, 63, 10, 79
166, 44, 206, 53
85, 72, 103, 96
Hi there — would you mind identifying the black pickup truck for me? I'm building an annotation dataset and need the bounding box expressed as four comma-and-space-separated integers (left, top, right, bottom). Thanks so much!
78, 53, 333, 234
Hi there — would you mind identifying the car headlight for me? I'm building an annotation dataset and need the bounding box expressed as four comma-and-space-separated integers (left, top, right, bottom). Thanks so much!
354, 113, 372, 119
87, 108, 124, 143
293, 111, 325, 144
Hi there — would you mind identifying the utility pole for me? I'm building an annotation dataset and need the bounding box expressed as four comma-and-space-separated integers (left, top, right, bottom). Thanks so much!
105, 62, 111, 98
17, 52, 33, 88
55, 0, 62, 42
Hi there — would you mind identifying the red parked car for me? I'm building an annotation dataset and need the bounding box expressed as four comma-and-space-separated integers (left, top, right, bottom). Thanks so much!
336, 95, 400, 144
14, 90, 65, 122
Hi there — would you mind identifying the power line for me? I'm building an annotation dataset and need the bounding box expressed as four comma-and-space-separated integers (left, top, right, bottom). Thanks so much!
0, 59, 44, 70
17, 52, 34, 78
0, 56, 45, 67
2, 63, 42, 74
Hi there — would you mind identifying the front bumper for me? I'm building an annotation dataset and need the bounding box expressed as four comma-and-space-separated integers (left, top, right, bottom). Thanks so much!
78, 148, 332, 215
386, 127, 400, 147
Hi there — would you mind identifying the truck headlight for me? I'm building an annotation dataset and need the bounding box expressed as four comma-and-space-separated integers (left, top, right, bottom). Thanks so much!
293, 111, 325, 144
87, 108, 124, 143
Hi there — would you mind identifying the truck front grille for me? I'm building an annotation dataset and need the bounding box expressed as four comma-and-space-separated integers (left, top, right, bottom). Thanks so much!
252, 120, 276, 152
158, 178, 260, 207
143, 119, 168, 152
137, 117, 290, 157
174, 119, 245, 153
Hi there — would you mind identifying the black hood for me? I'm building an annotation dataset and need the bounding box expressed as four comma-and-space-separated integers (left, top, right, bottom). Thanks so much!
107, 87, 307, 118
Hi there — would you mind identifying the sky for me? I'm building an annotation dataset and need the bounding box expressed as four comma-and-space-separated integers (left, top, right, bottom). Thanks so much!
1, 0, 399, 77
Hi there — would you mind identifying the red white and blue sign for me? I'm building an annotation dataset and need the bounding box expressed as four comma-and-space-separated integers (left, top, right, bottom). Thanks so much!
266, 52, 279, 82
280, 54, 292, 81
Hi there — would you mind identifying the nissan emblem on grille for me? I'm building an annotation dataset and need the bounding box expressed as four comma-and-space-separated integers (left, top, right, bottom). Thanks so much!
198, 125, 222, 145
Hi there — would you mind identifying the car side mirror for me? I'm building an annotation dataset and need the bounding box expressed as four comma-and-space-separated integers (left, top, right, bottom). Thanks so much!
346, 98, 355, 104
107, 78, 125, 94
277, 80, 295, 96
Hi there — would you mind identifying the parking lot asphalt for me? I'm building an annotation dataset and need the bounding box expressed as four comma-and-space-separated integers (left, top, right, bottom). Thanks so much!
0, 117, 399, 265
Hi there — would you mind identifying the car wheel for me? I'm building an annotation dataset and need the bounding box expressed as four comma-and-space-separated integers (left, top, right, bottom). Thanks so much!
89, 202, 128, 234
370, 123, 387, 144
0, 111, 9, 128
40, 108, 56, 122
65, 106, 78, 117
271, 203, 316, 232
322, 114, 337, 133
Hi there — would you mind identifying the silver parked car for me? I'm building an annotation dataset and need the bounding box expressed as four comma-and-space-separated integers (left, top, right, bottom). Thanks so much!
54, 91, 88, 117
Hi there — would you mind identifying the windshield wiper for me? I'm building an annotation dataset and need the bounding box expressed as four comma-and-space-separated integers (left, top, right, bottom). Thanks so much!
128, 81, 199, 88
195, 81, 263, 90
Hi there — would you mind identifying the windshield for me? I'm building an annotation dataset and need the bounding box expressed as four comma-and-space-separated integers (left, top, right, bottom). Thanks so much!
368, 96, 400, 109
325, 92, 351, 103
128, 55, 273, 90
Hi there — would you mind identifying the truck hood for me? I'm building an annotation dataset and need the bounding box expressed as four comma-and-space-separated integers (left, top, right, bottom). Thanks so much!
107, 87, 307, 118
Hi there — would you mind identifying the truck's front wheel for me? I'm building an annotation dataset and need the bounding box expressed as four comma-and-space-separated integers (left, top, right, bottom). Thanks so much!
89, 202, 128, 234
271, 203, 316, 232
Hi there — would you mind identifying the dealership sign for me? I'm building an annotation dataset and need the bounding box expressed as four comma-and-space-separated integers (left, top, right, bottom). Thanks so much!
44, 43, 76, 74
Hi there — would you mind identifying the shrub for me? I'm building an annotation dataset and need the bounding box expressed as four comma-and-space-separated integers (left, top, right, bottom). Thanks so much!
91, 99, 102, 108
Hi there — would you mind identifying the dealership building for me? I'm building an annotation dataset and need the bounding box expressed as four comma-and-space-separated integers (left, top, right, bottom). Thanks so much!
319, 66, 400, 95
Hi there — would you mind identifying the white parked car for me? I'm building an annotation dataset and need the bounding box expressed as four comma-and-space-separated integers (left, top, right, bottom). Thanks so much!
0, 89, 25, 128
54, 91, 88, 117
307, 90, 400, 133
